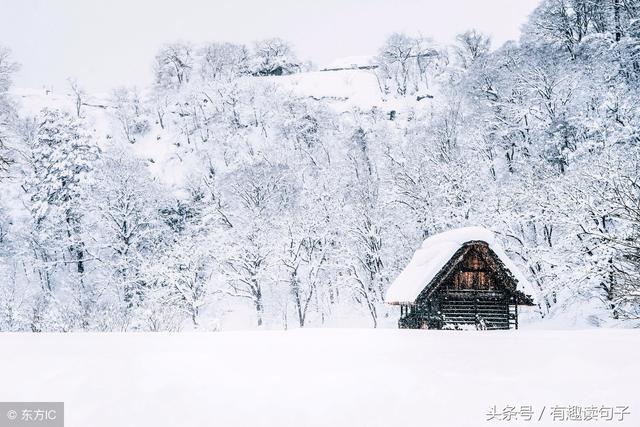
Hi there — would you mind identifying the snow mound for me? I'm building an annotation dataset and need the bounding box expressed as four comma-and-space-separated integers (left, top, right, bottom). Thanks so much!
385, 226, 534, 304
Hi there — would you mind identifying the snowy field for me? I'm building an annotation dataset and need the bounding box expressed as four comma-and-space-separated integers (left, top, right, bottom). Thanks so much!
1, 329, 638, 427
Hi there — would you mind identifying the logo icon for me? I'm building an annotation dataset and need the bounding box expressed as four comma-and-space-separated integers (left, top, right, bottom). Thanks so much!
6, 409, 17, 421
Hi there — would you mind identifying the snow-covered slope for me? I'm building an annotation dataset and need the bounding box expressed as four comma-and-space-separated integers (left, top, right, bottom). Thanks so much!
320, 55, 374, 71
10, 66, 390, 191
11, 88, 189, 188
261, 68, 384, 111
0, 329, 637, 427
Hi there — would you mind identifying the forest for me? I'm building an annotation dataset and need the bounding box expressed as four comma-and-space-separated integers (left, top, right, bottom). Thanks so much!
0, 0, 639, 331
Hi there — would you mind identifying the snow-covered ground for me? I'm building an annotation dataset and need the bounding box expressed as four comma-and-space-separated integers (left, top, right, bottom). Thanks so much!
1, 329, 638, 426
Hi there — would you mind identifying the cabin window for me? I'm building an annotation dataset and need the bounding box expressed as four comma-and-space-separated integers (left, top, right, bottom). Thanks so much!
453, 271, 491, 290
449, 250, 493, 290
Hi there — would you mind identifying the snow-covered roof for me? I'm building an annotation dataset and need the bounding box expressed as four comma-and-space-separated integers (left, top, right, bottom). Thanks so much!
385, 227, 535, 305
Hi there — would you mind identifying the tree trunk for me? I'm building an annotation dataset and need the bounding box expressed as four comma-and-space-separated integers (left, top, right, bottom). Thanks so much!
255, 298, 263, 327
614, 0, 622, 42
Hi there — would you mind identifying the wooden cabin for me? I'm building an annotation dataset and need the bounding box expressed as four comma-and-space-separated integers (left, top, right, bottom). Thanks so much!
386, 227, 535, 330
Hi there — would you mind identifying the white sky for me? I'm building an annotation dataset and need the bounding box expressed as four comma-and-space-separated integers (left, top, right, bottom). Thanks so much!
0, 0, 541, 93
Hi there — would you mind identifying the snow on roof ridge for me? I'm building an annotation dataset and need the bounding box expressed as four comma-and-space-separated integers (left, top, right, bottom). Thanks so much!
385, 226, 535, 304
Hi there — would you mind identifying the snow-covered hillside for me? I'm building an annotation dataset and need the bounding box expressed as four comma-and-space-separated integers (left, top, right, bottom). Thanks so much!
266, 69, 384, 110
3, 5, 640, 332
0, 329, 637, 427
12, 67, 388, 116
11, 66, 396, 190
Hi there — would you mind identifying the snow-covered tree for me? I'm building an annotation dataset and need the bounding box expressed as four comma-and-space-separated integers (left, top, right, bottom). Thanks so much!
454, 30, 491, 69
373, 33, 445, 96
251, 38, 300, 76
89, 151, 168, 314
26, 109, 99, 279
198, 42, 250, 82
0, 46, 19, 177
154, 42, 195, 90
110, 86, 150, 144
